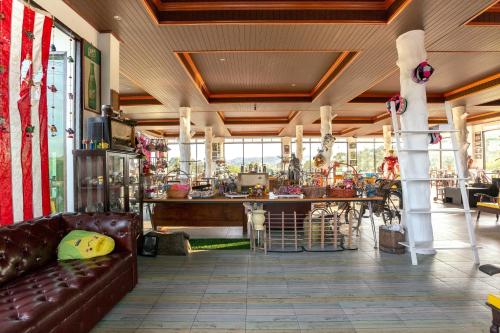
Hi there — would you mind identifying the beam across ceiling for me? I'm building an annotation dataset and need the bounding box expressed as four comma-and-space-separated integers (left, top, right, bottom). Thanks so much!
142, 0, 413, 25
217, 111, 299, 125
119, 94, 162, 106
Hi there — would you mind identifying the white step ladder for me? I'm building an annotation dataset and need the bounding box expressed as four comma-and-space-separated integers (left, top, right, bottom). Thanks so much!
389, 101, 480, 266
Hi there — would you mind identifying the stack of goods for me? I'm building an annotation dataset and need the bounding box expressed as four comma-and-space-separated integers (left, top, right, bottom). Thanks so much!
327, 178, 357, 198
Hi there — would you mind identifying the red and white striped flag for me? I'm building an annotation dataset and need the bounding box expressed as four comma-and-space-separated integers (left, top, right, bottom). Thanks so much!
0, 0, 52, 224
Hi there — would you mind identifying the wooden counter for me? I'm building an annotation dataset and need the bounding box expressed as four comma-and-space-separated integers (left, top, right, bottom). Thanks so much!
144, 196, 383, 233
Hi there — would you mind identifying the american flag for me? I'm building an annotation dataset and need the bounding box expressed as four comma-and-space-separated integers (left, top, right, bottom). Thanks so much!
0, 0, 52, 224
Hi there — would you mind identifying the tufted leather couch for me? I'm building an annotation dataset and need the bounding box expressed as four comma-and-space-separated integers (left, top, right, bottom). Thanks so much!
0, 213, 139, 333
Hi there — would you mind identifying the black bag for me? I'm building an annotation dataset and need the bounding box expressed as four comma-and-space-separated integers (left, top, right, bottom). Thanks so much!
140, 233, 159, 257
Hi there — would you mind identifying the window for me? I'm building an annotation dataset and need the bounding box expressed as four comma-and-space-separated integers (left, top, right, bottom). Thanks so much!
484, 129, 500, 172
47, 26, 77, 213
224, 140, 244, 174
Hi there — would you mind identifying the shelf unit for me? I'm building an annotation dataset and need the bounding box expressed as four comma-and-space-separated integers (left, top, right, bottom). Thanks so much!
389, 101, 480, 266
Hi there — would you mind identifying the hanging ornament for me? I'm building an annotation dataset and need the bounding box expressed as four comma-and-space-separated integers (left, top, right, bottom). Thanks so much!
24, 30, 34, 40
68, 92, 74, 100
26, 125, 35, 137
413, 61, 434, 84
0, 116, 8, 133
0, 12, 6, 20
386, 95, 407, 115
67, 55, 74, 63
50, 44, 56, 52
48, 84, 57, 93
49, 124, 58, 137
65, 128, 75, 138
0, 65, 4, 74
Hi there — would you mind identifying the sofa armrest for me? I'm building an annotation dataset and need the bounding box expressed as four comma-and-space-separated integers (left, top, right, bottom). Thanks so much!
61, 212, 139, 255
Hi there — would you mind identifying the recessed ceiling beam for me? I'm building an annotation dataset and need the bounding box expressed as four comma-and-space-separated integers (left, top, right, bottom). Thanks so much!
119, 94, 162, 106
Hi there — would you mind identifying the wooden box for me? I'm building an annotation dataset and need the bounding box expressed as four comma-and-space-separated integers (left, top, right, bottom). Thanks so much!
379, 226, 405, 254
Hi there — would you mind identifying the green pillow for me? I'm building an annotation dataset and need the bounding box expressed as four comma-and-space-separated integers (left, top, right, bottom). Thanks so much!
58, 230, 115, 260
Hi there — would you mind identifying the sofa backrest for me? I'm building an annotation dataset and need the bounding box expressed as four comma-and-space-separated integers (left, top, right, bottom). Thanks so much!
61, 213, 138, 254
0, 215, 64, 286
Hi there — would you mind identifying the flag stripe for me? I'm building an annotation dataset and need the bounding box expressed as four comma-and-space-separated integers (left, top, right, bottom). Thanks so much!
9, 0, 25, 223
19, 6, 36, 220
30, 13, 45, 218
0, 0, 13, 224
39, 17, 52, 216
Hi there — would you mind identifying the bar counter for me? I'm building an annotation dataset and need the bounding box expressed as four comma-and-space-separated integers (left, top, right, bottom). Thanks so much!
144, 196, 383, 236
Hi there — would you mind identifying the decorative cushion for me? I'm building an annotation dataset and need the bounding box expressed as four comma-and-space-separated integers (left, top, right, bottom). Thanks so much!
488, 294, 500, 310
58, 230, 115, 260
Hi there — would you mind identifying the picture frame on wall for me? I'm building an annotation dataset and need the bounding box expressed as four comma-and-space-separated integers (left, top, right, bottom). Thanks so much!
82, 40, 101, 114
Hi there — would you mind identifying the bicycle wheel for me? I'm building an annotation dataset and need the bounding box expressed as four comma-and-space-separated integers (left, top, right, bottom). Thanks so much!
382, 191, 402, 225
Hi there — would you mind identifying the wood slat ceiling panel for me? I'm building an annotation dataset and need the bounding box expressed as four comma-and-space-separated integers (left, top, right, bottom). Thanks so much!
62, 0, 498, 137
119, 74, 147, 95
190, 51, 341, 93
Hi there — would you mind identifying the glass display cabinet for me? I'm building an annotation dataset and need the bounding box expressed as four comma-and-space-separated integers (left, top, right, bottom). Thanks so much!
73, 150, 142, 215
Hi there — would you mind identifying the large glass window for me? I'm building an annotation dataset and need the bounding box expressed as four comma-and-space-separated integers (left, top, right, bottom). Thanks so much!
48, 26, 77, 213
484, 129, 500, 172
224, 140, 244, 174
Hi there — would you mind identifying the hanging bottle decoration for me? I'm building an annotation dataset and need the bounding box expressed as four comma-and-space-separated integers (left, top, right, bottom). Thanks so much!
386, 95, 407, 115
50, 124, 58, 137
412, 61, 434, 84
50, 44, 56, 52
66, 37, 75, 139
47, 23, 58, 137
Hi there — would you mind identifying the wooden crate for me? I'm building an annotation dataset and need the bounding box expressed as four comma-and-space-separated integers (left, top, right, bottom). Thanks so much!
378, 226, 405, 254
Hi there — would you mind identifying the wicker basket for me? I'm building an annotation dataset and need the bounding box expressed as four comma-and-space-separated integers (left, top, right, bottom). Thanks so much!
378, 226, 405, 254
302, 186, 326, 198
326, 187, 357, 198
167, 188, 190, 199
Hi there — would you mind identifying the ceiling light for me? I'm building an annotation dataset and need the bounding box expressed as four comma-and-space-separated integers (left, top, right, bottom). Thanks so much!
113, 15, 122, 21
291, 83, 296, 87
219, 58, 226, 62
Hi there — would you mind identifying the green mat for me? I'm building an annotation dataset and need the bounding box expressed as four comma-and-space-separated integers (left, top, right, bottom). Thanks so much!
189, 238, 250, 250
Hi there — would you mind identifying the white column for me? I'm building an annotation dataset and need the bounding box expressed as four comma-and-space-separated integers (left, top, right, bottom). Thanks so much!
97, 32, 120, 105
296, 125, 303, 162
320, 105, 333, 138
320, 105, 333, 163
205, 127, 213, 178
451, 106, 469, 178
383, 125, 393, 155
179, 107, 191, 180
396, 30, 433, 249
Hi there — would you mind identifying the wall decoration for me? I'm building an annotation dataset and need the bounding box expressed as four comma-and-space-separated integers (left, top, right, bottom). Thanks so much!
0, 1, 53, 224
82, 40, 101, 113
474, 132, 483, 160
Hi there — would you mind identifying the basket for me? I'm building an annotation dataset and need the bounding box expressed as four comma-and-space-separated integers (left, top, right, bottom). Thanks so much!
302, 186, 326, 198
378, 226, 405, 254
326, 187, 357, 198
167, 187, 190, 199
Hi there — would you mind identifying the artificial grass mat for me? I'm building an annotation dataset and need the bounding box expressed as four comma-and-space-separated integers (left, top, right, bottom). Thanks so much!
189, 238, 250, 250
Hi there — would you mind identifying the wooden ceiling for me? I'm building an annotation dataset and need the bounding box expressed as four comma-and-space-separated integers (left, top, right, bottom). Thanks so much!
62, 0, 500, 137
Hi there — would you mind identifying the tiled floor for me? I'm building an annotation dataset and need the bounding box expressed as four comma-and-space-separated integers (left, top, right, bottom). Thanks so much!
92, 206, 500, 333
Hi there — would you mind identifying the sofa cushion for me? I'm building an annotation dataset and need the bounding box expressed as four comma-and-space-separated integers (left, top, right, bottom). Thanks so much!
0, 252, 132, 333
0, 216, 63, 286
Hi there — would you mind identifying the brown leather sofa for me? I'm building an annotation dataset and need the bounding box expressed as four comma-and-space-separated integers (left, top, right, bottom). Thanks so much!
0, 213, 139, 333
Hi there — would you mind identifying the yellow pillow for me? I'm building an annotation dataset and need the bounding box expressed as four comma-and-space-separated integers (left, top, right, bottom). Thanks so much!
488, 294, 500, 310
58, 230, 115, 260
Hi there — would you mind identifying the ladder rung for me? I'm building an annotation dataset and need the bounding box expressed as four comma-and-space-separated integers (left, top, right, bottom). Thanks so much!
404, 208, 475, 214
398, 149, 458, 152
394, 130, 458, 134
399, 240, 481, 251
401, 178, 468, 181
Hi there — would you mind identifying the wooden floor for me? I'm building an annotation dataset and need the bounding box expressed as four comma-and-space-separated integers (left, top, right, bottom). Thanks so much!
92, 206, 500, 333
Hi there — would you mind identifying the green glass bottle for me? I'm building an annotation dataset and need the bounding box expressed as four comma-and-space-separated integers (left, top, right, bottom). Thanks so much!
88, 63, 97, 110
